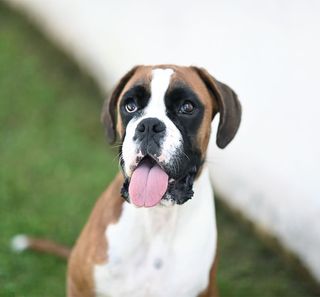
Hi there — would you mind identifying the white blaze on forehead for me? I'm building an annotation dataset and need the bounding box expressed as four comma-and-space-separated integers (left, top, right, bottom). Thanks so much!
148, 69, 173, 112
146, 68, 183, 165
147, 68, 174, 115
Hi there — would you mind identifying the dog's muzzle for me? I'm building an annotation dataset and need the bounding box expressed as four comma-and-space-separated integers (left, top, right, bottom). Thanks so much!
124, 117, 169, 207
120, 117, 201, 207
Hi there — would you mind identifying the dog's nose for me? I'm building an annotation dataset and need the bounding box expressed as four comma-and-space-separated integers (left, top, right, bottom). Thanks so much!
134, 118, 166, 141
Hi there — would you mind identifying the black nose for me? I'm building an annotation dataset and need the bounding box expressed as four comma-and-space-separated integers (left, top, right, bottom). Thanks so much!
134, 118, 166, 142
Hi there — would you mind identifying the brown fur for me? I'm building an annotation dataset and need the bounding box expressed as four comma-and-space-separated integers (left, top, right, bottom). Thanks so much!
101, 66, 140, 143
191, 67, 241, 149
116, 66, 153, 139
169, 66, 218, 157
68, 176, 219, 297
67, 173, 124, 297
26, 237, 71, 259
69, 65, 240, 296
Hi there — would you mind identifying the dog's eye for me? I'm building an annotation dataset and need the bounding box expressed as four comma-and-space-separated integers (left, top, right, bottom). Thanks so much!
125, 99, 138, 113
179, 101, 194, 114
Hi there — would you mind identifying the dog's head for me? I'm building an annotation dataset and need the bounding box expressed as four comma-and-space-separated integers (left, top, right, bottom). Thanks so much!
102, 65, 241, 207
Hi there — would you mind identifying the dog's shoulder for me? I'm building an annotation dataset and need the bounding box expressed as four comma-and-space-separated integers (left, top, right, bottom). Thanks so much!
67, 173, 124, 294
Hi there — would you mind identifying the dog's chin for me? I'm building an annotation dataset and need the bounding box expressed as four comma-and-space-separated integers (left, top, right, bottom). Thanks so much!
120, 155, 198, 207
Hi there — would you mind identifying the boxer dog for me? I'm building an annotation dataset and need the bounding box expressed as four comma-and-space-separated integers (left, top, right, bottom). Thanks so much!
13, 65, 241, 297
67, 65, 241, 297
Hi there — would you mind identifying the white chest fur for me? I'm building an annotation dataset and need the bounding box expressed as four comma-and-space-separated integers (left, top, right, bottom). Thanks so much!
94, 167, 217, 297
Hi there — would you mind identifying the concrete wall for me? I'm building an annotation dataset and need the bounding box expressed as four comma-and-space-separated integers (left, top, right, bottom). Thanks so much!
5, 0, 320, 281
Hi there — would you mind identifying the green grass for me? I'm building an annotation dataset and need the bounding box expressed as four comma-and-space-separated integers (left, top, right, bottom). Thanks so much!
0, 4, 117, 296
217, 206, 319, 297
0, 4, 318, 297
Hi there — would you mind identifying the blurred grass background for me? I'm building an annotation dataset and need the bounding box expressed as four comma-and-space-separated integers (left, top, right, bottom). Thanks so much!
0, 3, 318, 296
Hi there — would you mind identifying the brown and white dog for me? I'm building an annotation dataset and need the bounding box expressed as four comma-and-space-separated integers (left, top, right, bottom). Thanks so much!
13, 65, 241, 297
67, 65, 241, 297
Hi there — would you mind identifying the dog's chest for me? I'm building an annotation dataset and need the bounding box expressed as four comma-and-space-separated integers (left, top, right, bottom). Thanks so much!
94, 169, 216, 297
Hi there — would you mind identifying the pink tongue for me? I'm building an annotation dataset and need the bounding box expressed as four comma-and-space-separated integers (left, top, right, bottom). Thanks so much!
129, 158, 169, 207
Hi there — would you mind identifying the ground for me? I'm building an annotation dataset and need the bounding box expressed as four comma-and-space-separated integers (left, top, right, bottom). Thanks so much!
0, 4, 318, 297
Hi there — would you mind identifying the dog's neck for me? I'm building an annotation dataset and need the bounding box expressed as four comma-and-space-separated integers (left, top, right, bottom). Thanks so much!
95, 165, 217, 297
104, 165, 217, 262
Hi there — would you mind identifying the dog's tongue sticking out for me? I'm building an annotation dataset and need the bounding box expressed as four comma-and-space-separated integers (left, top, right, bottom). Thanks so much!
129, 158, 169, 207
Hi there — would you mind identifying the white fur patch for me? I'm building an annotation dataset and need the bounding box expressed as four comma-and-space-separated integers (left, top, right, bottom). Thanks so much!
94, 166, 217, 297
11, 234, 30, 252
121, 68, 183, 177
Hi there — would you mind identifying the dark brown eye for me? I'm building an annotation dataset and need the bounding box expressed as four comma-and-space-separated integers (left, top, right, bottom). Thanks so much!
179, 101, 194, 114
125, 99, 138, 113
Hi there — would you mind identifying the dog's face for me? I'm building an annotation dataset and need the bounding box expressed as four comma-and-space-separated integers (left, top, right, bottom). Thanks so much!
102, 65, 241, 207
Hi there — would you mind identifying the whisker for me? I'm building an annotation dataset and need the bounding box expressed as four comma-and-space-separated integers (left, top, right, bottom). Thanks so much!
182, 151, 190, 161
112, 151, 122, 163
110, 143, 123, 149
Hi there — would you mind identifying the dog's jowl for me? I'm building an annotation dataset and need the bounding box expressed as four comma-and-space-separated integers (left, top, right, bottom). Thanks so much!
67, 65, 241, 297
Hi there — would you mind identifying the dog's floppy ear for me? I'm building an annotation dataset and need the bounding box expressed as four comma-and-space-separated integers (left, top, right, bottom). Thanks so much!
192, 67, 242, 149
101, 66, 139, 144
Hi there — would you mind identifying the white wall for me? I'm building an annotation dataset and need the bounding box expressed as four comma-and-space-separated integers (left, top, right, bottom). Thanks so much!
5, 0, 320, 281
